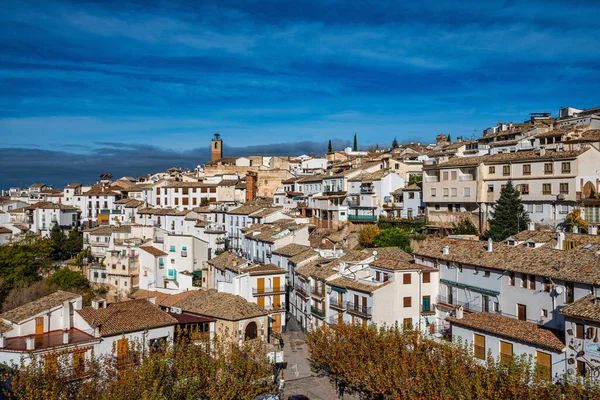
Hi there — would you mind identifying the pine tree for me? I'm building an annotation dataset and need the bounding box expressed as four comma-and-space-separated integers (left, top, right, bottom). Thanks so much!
391, 137, 399, 149
446, 134, 451, 142
49, 223, 66, 260
353, 133, 358, 151
328, 140, 333, 153
486, 181, 530, 241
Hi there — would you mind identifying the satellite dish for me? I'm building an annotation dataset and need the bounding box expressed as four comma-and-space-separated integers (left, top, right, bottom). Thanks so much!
555, 286, 564, 295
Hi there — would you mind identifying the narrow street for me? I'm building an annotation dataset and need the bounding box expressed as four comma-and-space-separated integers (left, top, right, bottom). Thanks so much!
280, 319, 358, 400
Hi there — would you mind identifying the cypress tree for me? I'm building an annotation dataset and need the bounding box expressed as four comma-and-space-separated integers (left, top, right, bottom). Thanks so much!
486, 181, 530, 241
446, 134, 451, 142
328, 140, 333, 153
391, 137, 399, 148
353, 133, 358, 151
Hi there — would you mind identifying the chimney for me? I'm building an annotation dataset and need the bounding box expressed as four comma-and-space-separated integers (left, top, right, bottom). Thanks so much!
573, 225, 579, 234
589, 225, 598, 235
455, 305, 464, 319
527, 221, 535, 231
557, 232, 565, 250
63, 330, 70, 345
442, 246, 449, 255
91, 298, 106, 310
487, 238, 493, 252
63, 300, 72, 330
0, 335, 5, 348
539, 147, 546, 156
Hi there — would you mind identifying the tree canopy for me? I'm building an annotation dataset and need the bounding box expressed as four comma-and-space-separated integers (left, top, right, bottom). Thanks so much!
391, 137, 399, 149
353, 133, 358, 151
407, 174, 423, 186
327, 139, 333, 153
373, 227, 412, 252
486, 181, 530, 241
453, 217, 479, 235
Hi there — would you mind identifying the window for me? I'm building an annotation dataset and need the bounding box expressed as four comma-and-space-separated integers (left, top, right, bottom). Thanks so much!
535, 204, 543, 213
536, 351, 552, 380
464, 187, 471, 197
169, 246, 175, 252
561, 162, 571, 173
451, 171, 457, 180
538, 184, 550, 197
502, 166, 510, 176
408, 192, 415, 199
443, 188, 449, 197
520, 184, 529, 195
451, 188, 457, 197
422, 272, 430, 283
435, 204, 440, 211
403, 318, 412, 329
522, 164, 531, 175
484, 270, 490, 278
487, 185, 494, 193
541, 309, 548, 318
376, 271, 381, 281
430, 188, 436, 197
521, 274, 528, 288
577, 360, 587, 377
447, 204, 453, 212
488, 166, 495, 174
560, 183, 569, 194
509, 272, 515, 286
474, 334, 485, 360
403, 297, 412, 307
544, 163, 553, 174
529, 275, 536, 290
442, 171, 449, 181
403, 273, 411, 284
500, 341, 513, 366
575, 323, 584, 339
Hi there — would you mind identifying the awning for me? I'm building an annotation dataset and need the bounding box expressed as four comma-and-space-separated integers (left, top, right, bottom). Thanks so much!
330, 286, 346, 294
191, 271, 202, 277
440, 278, 500, 296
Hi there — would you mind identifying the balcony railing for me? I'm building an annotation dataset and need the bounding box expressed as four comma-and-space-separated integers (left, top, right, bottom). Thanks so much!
360, 187, 374, 194
459, 175, 475, 181
294, 284, 309, 298
311, 306, 326, 319
424, 176, 439, 183
345, 301, 372, 316
252, 286, 286, 295
348, 215, 378, 222
264, 302, 286, 311
153, 236, 164, 243
311, 286, 325, 298
329, 296, 345, 310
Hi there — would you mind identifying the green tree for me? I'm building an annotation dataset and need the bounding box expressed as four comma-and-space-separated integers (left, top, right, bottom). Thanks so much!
353, 133, 358, 151
373, 228, 412, 252
63, 227, 83, 257
407, 174, 423, 186
453, 217, 478, 235
391, 137, 399, 149
47, 268, 90, 292
328, 139, 333, 153
49, 224, 66, 260
565, 209, 586, 232
446, 134, 451, 142
486, 181, 530, 241
358, 225, 380, 248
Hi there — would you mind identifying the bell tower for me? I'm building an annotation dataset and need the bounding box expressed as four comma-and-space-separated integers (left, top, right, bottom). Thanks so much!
211, 133, 223, 162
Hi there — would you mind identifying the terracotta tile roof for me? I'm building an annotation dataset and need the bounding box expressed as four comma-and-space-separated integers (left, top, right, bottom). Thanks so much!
164, 182, 217, 188
328, 276, 389, 294
289, 249, 318, 265
228, 204, 268, 215
0, 227, 13, 234
0, 291, 80, 323
412, 235, 600, 285
560, 294, 600, 322
218, 179, 239, 187
271, 243, 312, 257
565, 129, 600, 144
29, 183, 47, 189
176, 290, 267, 321
244, 220, 307, 244
430, 148, 588, 168
131, 289, 203, 308
139, 246, 168, 257
82, 186, 120, 196
207, 251, 247, 273
348, 170, 389, 183
245, 264, 287, 276
65, 183, 82, 189
447, 312, 565, 353
86, 225, 132, 235
77, 299, 177, 336
250, 207, 283, 218
0, 321, 12, 333
137, 207, 184, 216
26, 201, 78, 211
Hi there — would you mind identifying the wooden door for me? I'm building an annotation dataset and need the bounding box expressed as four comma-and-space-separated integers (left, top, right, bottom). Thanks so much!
273, 294, 281, 310
257, 296, 265, 308
35, 316, 44, 335
536, 351, 551, 380
273, 277, 280, 292
338, 292, 343, 307
354, 294, 359, 308
500, 341, 513, 366
517, 304, 526, 321
257, 278, 265, 294
361, 296, 367, 312
272, 314, 282, 333
117, 338, 129, 367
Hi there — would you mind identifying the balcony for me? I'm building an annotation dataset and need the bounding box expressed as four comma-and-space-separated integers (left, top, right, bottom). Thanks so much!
311, 306, 326, 319
424, 176, 439, 183
348, 215, 378, 222
264, 302, 286, 312
459, 175, 474, 181
329, 296, 345, 310
360, 186, 374, 194
345, 301, 372, 317
310, 286, 325, 298
252, 286, 286, 296
153, 236, 164, 243
294, 283, 309, 299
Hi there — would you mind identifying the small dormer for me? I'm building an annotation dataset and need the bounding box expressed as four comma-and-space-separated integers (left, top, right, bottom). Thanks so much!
525, 238, 537, 248
506, 237, 517, 247
91, 297, 107, 310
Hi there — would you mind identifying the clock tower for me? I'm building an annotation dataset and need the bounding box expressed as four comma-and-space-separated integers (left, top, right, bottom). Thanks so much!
211, 133, 223, 162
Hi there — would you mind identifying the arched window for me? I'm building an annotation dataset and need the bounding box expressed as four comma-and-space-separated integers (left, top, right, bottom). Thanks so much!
244, 321, 258, 341
214, 142, 219, 149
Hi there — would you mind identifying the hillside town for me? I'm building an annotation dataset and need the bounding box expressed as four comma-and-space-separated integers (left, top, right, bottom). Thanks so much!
1, 104, 600, 397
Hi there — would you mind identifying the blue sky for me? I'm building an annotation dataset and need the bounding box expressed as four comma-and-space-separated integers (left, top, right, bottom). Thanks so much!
1, 0, 600, 187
